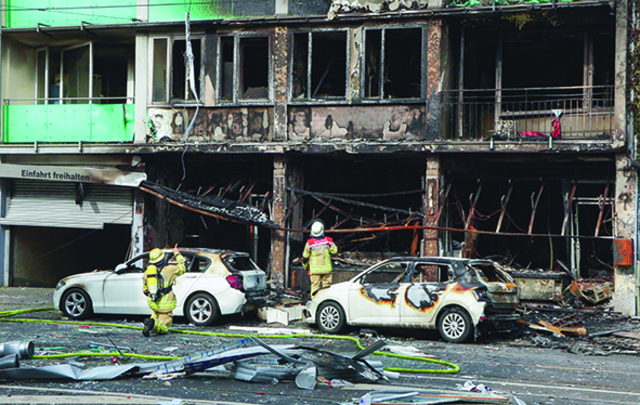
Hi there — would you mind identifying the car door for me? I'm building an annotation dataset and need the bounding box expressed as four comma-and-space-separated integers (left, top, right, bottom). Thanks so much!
400, 261, 454, 326
347, 261, 410, 326
102, 254, 149, 315
172, 253, 208, 311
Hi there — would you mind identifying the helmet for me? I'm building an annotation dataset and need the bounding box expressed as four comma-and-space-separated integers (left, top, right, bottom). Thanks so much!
149, 248, 165, 264
311, 220, 324, 237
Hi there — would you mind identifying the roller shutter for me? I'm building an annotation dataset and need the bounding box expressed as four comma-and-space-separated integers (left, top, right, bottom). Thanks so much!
0, 180, 133, 229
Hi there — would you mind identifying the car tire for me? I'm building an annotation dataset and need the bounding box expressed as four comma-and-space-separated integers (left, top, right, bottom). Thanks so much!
61, 288, 93, 320
185, 293, 220, 326
317, 301, 346, 334
438, 307, 473, 343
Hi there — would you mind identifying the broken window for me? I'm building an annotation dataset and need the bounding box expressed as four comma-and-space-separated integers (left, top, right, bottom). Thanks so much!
364, 27, 423, 100
361, 262, 408, 284
152, 37, 202, 104
35, 41, 133, 105
218, 35, 271, 103
291, 30, 347, 100
451, 27, 615, 140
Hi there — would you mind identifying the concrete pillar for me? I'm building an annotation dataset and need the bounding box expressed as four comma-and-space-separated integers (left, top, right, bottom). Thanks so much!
426, 20, 444, 141
613, 154, 638, 315
134, 31, 149, 143
271, 155, 287, 288
423, 154, 440, 257
273, 27, 288, 141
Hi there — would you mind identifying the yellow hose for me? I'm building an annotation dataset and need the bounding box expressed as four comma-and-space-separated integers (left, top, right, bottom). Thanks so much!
0, 308, 460, 374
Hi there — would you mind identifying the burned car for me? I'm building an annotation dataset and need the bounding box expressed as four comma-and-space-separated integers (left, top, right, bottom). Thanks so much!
53, 248, 268, 326
303, 257, 520, 343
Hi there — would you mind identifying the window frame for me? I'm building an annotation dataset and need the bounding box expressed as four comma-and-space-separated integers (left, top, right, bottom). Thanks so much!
360, 25, 427, 103
150, 35, 205, 106
215, 33, 274, 105
288, 28, 351, 104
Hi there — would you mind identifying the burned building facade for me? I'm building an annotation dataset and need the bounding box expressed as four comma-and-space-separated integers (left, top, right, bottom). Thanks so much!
0, 0, 638, 314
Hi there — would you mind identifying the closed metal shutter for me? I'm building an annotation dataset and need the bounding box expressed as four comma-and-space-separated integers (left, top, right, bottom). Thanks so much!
0, 180, 133, 229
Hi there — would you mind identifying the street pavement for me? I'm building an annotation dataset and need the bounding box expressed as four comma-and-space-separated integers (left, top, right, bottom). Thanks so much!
1, 287, 640, 404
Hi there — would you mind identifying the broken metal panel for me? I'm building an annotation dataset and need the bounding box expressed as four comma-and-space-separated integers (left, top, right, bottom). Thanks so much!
139, 180, 276, 229
0, 363, 150, 381
566, 279, 613, 305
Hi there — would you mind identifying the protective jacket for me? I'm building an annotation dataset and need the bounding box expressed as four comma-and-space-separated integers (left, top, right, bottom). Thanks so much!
302, 236, 337, 274
142, 252, 186, 313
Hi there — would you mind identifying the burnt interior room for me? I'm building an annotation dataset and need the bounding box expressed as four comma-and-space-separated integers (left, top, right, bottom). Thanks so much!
291, 154, 426, 258
144, 154, 273, 270
442, 155, 614, 279
461, 19, 615, 95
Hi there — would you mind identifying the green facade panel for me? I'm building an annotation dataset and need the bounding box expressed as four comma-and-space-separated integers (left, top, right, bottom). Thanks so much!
3, 104, 135, 143
6, 0, 137, 28
147, 0, 274, 22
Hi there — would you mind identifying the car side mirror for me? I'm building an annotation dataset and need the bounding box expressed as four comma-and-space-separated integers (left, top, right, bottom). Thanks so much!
114, 263, 127, 273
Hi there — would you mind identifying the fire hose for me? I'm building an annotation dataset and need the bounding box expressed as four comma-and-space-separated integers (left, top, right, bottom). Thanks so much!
0, 307, 460, 374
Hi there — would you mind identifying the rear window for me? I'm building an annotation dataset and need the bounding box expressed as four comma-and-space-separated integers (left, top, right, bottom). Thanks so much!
225, 256, 259, 272
468, 262, 513, 283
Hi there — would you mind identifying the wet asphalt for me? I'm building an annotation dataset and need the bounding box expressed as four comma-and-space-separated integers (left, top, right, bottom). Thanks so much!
1, 287, 640, 404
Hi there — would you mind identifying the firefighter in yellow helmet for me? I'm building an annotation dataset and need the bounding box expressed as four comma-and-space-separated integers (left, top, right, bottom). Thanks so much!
303, 220, 338, 298
142, 243, 186, 337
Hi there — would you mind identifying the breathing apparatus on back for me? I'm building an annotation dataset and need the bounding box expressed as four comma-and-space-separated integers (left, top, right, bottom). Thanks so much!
146, 249, 168, 302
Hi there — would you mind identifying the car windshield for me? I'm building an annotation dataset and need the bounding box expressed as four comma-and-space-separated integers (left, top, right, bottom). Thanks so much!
225, 256, 259, 271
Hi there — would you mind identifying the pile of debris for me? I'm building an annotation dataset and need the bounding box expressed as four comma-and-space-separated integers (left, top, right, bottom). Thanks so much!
514, 303, 640, 355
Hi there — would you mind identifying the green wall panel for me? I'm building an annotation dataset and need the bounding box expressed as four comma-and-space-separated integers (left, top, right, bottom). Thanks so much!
6, 0, 137, 28
3, 104, 135, 143
147, 0, 275, 22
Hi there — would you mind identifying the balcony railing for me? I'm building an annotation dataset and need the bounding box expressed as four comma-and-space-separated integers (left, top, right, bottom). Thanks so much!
3, 97, 135, 144
440, 86, 614, 141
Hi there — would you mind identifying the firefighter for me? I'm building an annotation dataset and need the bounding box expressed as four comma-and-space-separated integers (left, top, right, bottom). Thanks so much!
142, 244, 186, 337
302, 220, 338, 298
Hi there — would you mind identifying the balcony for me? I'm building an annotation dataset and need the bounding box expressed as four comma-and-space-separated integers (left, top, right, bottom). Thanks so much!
440, 86, 614, 141
3, 98, 135, 144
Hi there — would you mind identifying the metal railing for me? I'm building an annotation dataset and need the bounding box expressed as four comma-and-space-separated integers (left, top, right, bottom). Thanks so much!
4, 96, 134, 105
440, 86, 614, 141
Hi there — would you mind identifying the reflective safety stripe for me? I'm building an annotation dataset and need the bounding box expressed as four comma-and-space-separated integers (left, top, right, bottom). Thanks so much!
156, 322, 169, 333
148, 298, 177, 311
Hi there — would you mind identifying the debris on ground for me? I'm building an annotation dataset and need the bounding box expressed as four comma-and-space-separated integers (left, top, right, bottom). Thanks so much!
343, 388, 526, 405
513, 302, 640, 355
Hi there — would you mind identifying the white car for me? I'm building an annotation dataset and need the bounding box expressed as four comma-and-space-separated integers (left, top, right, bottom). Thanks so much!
53, 248, 268, 326
303, 257, 520, 343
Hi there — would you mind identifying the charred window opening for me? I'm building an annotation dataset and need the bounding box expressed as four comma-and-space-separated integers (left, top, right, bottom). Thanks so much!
291, 33, 309, 100
218, 35, 271, 103
220, 36, 234, 102
172, 38, 202, 102
454, 27, 615, 140
364, 27, 422, 100
152, 37, 203, 104
291, 31, 347, 100
240, 37, 269, 100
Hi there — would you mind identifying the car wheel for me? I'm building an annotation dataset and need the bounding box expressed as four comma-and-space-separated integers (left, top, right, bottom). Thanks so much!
317, 301, 346, 334
61, 289, 93, 320
438, 307, 473, 343
186, 293, 220, 326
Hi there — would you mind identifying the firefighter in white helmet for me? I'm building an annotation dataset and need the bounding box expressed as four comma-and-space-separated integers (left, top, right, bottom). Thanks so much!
142, 243, 186, 337
302, 220, 338, 298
